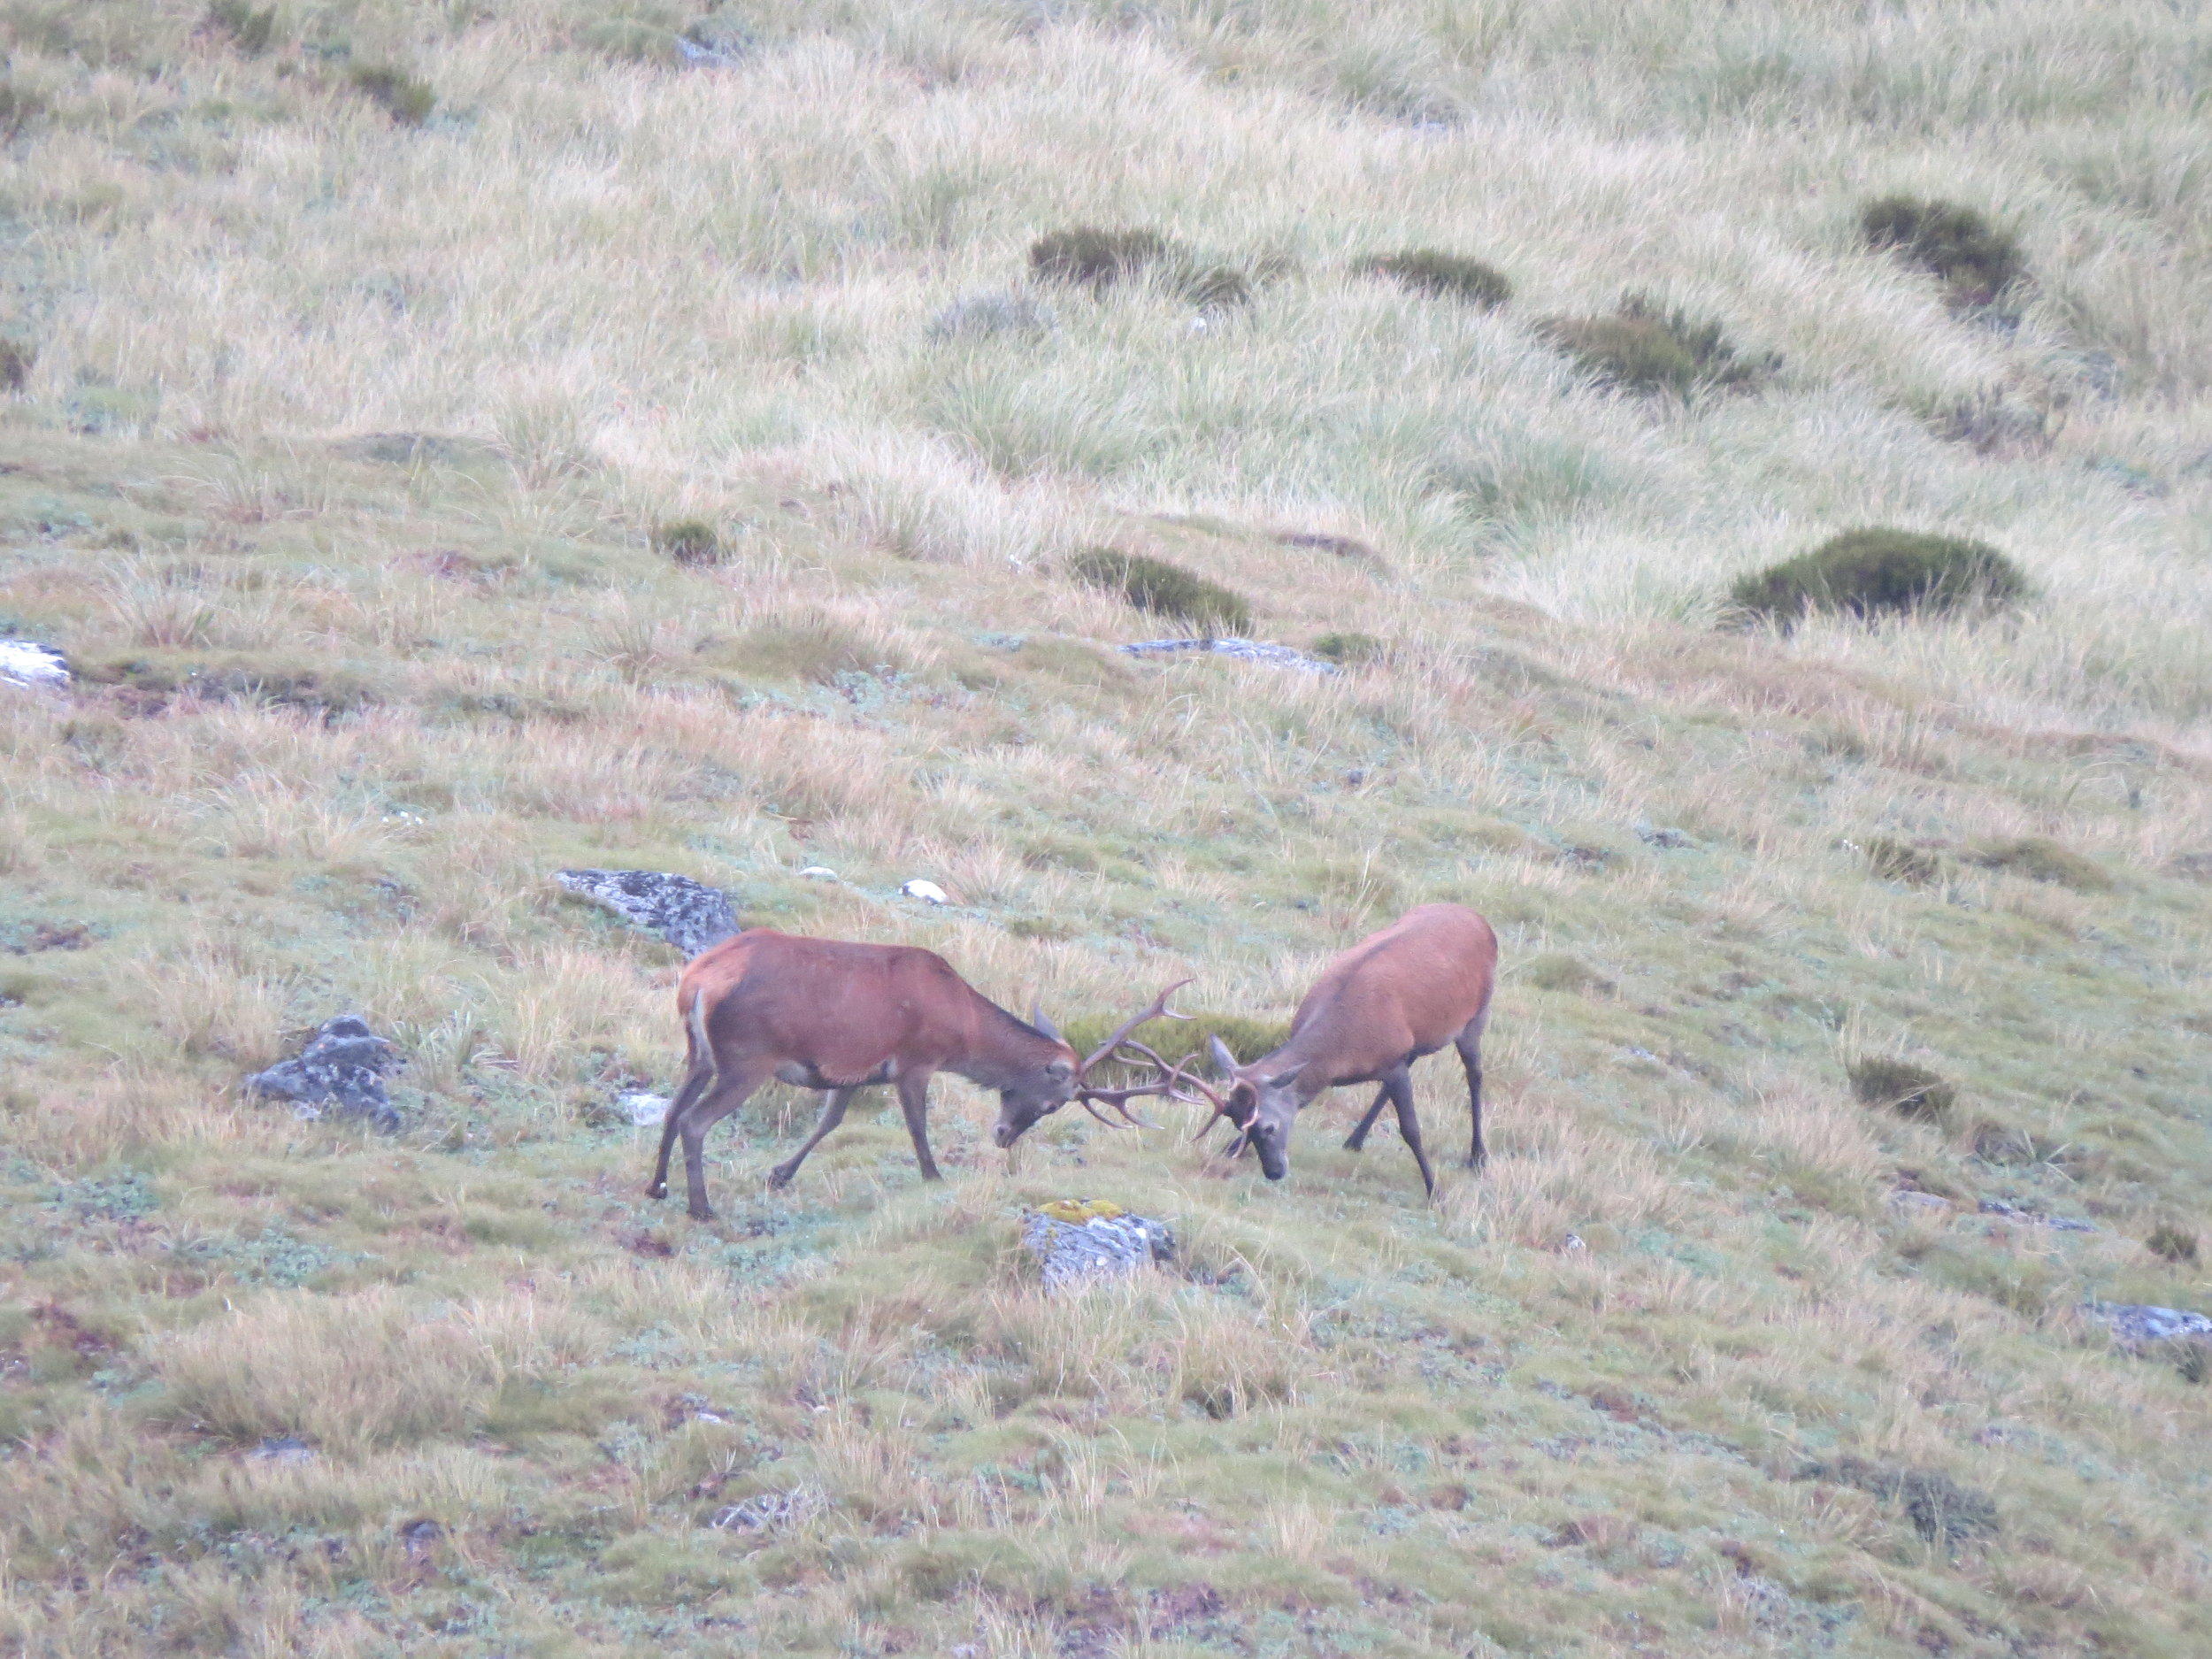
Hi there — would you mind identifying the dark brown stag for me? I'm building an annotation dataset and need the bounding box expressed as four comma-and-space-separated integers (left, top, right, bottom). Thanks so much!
648, 929, 1190, 1217
1190, 902, 1499, 1194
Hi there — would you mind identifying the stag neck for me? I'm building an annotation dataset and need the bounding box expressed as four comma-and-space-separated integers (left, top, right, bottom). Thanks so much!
956, 1003, 1068, 1090
1247, 1027, 1333, 1099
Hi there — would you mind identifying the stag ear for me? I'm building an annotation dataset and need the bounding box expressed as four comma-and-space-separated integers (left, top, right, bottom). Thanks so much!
1209, 1035, 1240, 1077
1031, 1003, 1064, 1043
1264, 1061, 1308, 1090
1046, 1056, 1073, 1079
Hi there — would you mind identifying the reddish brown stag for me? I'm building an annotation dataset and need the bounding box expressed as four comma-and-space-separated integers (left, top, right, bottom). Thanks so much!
649, 929, 1191, 1217
1191, 903, 1499, 1195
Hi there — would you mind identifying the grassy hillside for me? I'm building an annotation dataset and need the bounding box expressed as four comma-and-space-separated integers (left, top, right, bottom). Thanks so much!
4, 2, 2211, 1655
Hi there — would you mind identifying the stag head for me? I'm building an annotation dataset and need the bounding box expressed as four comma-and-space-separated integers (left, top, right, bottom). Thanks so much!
990, 980, 1207, 1148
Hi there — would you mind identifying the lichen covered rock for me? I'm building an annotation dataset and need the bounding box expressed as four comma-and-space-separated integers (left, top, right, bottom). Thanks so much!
1023, 1201, 1175, 1293
244, 1015, 402, 1133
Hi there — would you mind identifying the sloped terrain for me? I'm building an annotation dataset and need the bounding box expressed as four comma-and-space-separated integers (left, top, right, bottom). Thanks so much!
3, 3, 2210, 1655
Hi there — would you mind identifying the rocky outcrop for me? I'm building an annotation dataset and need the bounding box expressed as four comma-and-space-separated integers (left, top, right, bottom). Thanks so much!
1022, 1200, 1176, 1294
244, 1016, 402, 1133
1, 641, 68, 690
554, 869, 740, 957
2083, 1301, 2212, 1350
1118, 637, 1338, 675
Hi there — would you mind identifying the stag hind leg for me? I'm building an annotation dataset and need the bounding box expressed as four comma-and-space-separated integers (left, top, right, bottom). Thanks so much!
1455, 1010, 1490, 1170
1343, 1085, 1391, 1152
649, 1062, 718, 1201
1384, 1064, 1438, 1196
767, 1086, 864, 1192
675, 1060, 776, 1219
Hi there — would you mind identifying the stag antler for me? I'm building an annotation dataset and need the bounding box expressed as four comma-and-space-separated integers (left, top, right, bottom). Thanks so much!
1071, 979, 1200, 1127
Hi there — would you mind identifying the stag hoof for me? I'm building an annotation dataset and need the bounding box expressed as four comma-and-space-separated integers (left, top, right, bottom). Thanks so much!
1342, 1135, 1365, 1153
765, 1166, 796, 1191
647, 1181, 667, 1200
687, 1203, 717, 1221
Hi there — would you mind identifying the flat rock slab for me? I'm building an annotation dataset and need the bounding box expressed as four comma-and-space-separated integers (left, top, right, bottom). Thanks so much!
1, 640, 69, 690
2084, 1302, 2212, 1350
555, 869, 739, 957
1118, 637, 1338, 675
244, 1015, 402, 1133
1023, 1205, 1176, 1294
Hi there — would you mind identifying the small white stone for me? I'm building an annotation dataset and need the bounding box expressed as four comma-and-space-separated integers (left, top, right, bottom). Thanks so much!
901, 879, 949, 905
798, 865, 839, 880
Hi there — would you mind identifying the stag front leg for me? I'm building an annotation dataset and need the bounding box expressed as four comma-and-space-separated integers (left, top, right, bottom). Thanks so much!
895, 1072, 941, 1182
768, 1087, 861, 1191
1455, 1017, 1487, 1170
1343, 1085, 1391, 1152
1384, 1065, 1437, 1196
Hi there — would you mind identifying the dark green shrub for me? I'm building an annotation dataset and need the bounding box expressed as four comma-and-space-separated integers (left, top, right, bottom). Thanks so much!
1356, 250, 1511, 310
1848, 1056, 1955, 1123
1730, 528, 2029, 626
1963, 836, 2110, 891
206, 2, 278, 55
1799, 1458, 1999, 1545
1540, 294, 1775, 396
1029, 228, 1249, 309
652, 519, 722, 566
2146, 1221, 2200, 1265
1863, 836, 1944, 887
349, 65, 436, 127
1030, 227, 1176, 291
0, 337, 32, 393
1861, 196, 2024, 309
1311, 631, 1382, 666
1068, 547, 1250, 635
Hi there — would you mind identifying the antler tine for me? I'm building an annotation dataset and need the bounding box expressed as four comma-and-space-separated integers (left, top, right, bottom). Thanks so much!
1077, 978, 1196, 1077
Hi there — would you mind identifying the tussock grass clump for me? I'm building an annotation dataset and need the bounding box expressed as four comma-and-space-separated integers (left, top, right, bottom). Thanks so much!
1848, 1056, 1955, 1122
1311, 631, 1381, 666
0, 336, 32, 393
2146, 1221, 2199, 1264
1030, 227, 1176, 291
1730, 528, 2030, 625
1861, 196, 2025, 310
1965, 835, 2109, 891
1541, 294, 1776, 396
651, 518, 722, 566
206, 2, 277, 55
349, 65, 436, 127
1863, 835, 1944, 887
1068, 547, 1251, 635
1355, 250, 1511, 310
928, 291, 1056, 342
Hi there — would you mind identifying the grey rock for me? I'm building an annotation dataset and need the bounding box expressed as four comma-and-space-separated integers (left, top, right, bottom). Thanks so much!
1634, 819, 1694, 849
1022, 1208, 1176, 1294
1978, 1198, 2095, 1232
929, 291, 1057, 342
1118, 637, 1338, 675
1, 640, 69, 690
244, 1016, 401, 1133
710, 1485, 824, 1533
2083, 1301, 2212, 1351
248, 1436, 317, 1464
555, 869, 740, 957
620, 1091, 671, 1126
